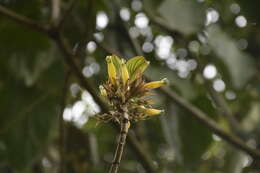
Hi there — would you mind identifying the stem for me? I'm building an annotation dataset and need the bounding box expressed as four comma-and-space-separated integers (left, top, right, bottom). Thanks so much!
109, 108, 130, 173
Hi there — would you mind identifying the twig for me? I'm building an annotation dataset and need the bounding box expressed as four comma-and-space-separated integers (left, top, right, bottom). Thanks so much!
109, 106, 130, 173
58, 71, 70, 173
57, 0, 78, 29
0, 5, 50, 34
205, 78, 241, 132
194, 55, 241, 134
157, 86, 260, 159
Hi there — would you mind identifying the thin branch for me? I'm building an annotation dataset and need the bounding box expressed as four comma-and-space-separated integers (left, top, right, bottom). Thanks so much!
194, 55, 241, 134
205, 78, 241, 131
53, 34, 110, 111
58, 71, 70, 173
157, 86, 260, 159
0, 5, 50, 34
109, 106, 130, 173
58, 0, 78, 29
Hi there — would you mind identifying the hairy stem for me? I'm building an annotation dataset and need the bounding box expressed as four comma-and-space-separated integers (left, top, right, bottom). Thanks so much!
109, 108, 129, 173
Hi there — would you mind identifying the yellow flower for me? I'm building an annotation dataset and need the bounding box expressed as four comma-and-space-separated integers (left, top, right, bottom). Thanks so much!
106, 56, 117, 85
138, 106, 164, 116
143, 78, 168, 89
121, 59, 129, 85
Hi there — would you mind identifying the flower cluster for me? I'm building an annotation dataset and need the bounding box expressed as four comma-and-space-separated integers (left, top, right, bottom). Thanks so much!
98, 55, 168, 123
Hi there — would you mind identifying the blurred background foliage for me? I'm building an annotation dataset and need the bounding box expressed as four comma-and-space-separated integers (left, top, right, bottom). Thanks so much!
0, 0, 260, 172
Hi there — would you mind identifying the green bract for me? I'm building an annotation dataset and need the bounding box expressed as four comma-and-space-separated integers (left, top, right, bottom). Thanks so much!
126, 56, 150, 82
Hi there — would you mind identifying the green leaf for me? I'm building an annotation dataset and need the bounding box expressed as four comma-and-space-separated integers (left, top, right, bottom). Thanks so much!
158, 0, 205, 35
207, 25, 256, 89
126, 56, 149, 82
0, 59, 63, 171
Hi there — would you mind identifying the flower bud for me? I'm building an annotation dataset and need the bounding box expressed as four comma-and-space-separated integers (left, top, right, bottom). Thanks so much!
99, 85, 107, 97
142, 78, 168, 89
106, 56, 117, 85
121, 59, 129, 85
138, 106, 164, 116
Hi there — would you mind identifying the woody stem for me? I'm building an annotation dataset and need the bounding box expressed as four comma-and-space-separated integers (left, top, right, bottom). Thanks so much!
109, 107, 129, 173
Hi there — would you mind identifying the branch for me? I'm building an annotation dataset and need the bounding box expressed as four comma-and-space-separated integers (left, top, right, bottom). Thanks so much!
52, 34, 110, 111
109, 106, 130, 173
204, 78, 241, 131
194, 55, 241, 134
158, 86, 260, 159
57, 0, 78, 29
0, 5, 50, 34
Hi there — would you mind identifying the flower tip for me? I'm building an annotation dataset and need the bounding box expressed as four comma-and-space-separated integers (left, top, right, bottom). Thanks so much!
106, 56, 112, 63
162, 78, 169, 85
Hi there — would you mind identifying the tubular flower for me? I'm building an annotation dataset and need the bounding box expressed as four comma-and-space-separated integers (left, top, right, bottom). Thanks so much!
98, 55, 168, 123
139, 107, 165, 116
121, 59, 129, 85
106, 56, 117, 85
142, 78, 168, 89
